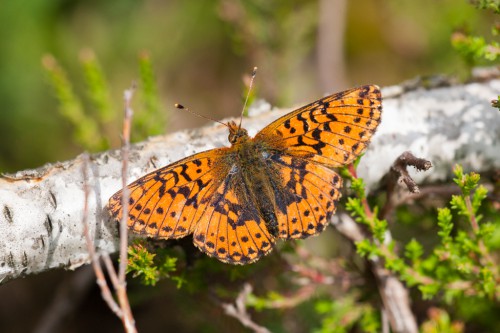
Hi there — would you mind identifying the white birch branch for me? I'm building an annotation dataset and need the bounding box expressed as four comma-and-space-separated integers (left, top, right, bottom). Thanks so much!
1, 79, 499, 283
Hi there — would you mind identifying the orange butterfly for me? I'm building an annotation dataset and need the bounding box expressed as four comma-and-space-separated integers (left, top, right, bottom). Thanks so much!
108, 85, 382, 264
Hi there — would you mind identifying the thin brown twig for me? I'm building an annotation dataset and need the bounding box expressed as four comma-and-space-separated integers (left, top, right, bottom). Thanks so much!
81, 83, 138, 333
33, 265, 95, 333
253, 284, 317, 310
381, 309, 389, 333
317, 0, 348, 91
102, 252, 120, 287
221, 284, 271, 333
119, 84, 135, 282
342, 158, 429, 333
115, 84, 137, 333
81, 154, 123, 317
348, 164, 373, 219
391, 184, 462, 207
225, 244, 361, 315
292, 245, 358, 289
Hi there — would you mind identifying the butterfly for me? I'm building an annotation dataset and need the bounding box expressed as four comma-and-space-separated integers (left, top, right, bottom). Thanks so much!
108, 85, 382, 264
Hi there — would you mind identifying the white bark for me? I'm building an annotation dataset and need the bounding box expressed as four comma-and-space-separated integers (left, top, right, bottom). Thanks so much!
1, 79, 499, 283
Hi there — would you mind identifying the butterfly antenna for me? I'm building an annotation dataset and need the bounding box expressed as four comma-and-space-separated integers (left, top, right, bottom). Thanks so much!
174, 103, 227, 127
238, 66, 258, 129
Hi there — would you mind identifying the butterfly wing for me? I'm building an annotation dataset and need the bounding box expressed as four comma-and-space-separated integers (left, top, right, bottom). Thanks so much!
254, 85, 382, 239
192, 171, 275, 264
262, 154, 342, 239
255, 85, 382, 167
108, 149, 231, 239
108, 148, 275, 264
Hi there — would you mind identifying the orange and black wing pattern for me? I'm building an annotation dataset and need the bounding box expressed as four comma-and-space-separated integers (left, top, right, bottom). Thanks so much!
255, 85, 382, 167
192, 171, 275, 264
108, 150, 229, 239
108, 148, 275, 264
261, 154, 342, 240
253, 85, 381, 240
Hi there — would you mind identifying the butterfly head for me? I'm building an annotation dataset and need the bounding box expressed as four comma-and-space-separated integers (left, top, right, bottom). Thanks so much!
227, 120, 249, 144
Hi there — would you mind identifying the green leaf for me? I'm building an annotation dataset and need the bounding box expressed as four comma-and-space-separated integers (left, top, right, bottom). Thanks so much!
126, 241, 178, 286
437, 207, 453, 244
385, 257, 406, 274
453, 165, 480, 196
479, 267, 496, 298
127, 243, 159, 286
405, 239, 424, 262
450, 195, 468, 217
42, 54, 106, 151
472, 0, 500, 14
346, 197, 367, 224
472, 185, 488, 213
419, 283, 441, 299
479, 222, 495, 240
372, 216, 387, 243
355, 239, 380, 258
350, 177, 366, 199
359, 306, 380, 333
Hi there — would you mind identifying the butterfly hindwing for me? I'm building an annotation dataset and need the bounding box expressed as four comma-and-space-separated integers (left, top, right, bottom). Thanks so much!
264, 154, 342, 239
192, 173, 275, 264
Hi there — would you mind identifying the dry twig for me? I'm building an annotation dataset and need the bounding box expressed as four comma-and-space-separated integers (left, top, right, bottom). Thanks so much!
381, 151, 432, 220
114, 84, 137, 333
390, 151, 432, 194
81, 154, 123, 317
80, 84, 138, 333
221, 284, 271, 333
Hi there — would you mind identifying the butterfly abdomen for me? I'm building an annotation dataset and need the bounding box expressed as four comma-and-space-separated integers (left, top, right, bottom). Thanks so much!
233, 141, 281, 237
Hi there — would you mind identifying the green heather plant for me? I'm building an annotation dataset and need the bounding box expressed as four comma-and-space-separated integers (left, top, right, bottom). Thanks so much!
452, 0, 500, 110
346, 163, 499, 330
451, 0, 499, 65
43, 49, 163, 151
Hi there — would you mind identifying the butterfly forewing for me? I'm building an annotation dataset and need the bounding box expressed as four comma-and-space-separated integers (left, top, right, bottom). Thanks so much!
256, 85, 382, 167
108, 150, 229, 238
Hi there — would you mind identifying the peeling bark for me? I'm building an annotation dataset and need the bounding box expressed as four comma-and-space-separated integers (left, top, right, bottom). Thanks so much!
1, 79, 499, 284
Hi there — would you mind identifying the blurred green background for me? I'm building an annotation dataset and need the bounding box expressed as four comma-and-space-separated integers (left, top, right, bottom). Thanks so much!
0, 0, 495, 173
